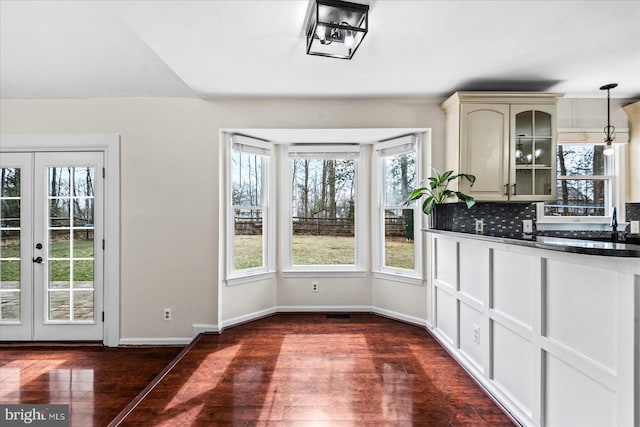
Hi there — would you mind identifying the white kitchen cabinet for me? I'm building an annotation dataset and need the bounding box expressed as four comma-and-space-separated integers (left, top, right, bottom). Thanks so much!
441, 92, 563, 202
428, 231, 640, 427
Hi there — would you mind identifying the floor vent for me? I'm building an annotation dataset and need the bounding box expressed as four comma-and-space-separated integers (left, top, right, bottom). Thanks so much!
326, 313, 351, 319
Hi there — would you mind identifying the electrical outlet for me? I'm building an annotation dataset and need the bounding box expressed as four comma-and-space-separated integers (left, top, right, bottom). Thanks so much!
163, 308, 172, 321
473, 325, 480, 344
475, 219, 484, 234
311, 281, 319, 293
522, 219, 533, 234
631, 221, 640, 234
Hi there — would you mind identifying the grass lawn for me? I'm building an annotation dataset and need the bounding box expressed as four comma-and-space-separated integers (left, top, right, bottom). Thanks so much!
234, 234, 414, 269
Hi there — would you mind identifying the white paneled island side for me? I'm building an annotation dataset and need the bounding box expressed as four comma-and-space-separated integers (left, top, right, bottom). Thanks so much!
427, 230, 639, 427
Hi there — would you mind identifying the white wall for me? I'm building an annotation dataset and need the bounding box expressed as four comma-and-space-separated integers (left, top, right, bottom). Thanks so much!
0, 97, 443, 339
0, 96, 634, 340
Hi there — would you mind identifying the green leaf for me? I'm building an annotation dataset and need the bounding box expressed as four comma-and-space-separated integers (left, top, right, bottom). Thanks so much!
455, 192, 476, 209
422, 197, 437, 215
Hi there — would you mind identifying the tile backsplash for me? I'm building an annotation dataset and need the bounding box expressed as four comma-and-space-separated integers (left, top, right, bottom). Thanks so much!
444, 202, 640, 239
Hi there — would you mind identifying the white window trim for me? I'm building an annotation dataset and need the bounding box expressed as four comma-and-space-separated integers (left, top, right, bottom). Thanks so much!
371, 134, 423, 282
225, 134, 275, 284
282, 144, 365, 272
221, 128, 430, 285
536, 129, 628, 230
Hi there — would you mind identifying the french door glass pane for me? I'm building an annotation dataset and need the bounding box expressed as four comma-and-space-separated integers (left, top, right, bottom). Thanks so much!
49, 167, 71, 197
1, 167, 21, 322
49, 199, 70, 227
384, 209, 414, 270
73, 290, 94, 320
1, 200, 20, 228
0, 291, 20, 321
47, 166, 95, 322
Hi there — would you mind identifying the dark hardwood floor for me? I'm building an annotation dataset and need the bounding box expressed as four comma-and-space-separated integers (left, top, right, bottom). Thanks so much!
120, 314, 516, 426
0, 343, 183, 426
1, 314, 517, 426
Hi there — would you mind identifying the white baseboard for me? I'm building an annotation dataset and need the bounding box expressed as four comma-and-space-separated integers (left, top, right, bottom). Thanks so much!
371, 306, 427, 328
276, 305, 372, 313
220, 307, 278, 330
192, 323, 220, 336
123, 308, 427, 345
119, 337, 192, 346
217, 305, 426, 331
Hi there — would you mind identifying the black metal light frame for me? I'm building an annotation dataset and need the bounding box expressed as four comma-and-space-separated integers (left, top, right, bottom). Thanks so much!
600, 83, 617, 155
306, 0, 369, 60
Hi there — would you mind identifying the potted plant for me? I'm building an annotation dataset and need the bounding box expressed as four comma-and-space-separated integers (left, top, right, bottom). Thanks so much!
404, 169, 476, 230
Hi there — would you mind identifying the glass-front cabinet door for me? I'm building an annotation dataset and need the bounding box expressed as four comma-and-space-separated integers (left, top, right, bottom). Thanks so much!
510, 105, 556, 201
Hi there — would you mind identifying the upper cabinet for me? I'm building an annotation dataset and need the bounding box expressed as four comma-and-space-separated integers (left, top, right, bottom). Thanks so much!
442, 92, 563, 202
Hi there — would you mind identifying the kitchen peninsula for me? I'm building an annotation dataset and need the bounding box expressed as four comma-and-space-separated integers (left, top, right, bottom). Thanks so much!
426, 230, 639, 427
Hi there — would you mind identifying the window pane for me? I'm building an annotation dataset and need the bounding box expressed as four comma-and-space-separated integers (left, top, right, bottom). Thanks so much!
556, 145, 605, 176
49, 199, 70, 227
383, 152, 415, 206
384, 209, 414, 270
292, 234, 355, 265
0, 260, 20, 284
232, 151, 262, 206
1, 200, 20, 228
0, 230, 20, 259
291, 158, 356, 265
234, 209, 263, 270
49, 291, 70, 321
0, 291, 20, 321
49, 167, 71, 197
1, 168, 21, 197
73, 198, 94, 227
74, 167, 95, 197
545, 179, 608, 217
73, 290, 94, 321
73, 230, 94, 258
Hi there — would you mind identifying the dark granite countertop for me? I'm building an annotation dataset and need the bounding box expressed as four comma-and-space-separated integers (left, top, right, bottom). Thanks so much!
424, 229, 640, 258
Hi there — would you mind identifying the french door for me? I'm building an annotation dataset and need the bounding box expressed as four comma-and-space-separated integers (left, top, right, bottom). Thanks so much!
0, 152, 104, 341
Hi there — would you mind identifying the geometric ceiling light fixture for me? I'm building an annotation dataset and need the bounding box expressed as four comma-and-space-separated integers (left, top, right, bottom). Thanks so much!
600, 83, 618, 156
306, 0, 369, 60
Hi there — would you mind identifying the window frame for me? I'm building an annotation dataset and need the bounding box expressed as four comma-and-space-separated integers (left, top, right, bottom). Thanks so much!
281, 144, 366, 276
372, 135, 423, 284
225, 134, 275, 285
536, 129, 628, 229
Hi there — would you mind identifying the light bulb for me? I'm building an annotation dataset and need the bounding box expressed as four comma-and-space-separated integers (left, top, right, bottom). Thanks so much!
344, 31, 355, 50
603, 144, 614, 156
316, 24, 326, 43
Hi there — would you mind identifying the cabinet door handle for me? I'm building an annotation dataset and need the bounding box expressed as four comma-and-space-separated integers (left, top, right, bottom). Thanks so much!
512, 183, 517, 196
504, 184, 509, 196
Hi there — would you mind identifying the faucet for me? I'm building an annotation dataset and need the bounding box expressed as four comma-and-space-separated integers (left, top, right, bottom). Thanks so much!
611, 207, 618, 241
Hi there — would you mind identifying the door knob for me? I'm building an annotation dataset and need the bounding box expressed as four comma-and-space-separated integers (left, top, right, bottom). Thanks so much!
33, 256, 43, 263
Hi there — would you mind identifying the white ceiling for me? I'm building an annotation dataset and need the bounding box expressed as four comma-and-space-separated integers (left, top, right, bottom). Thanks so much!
1, 0, 639, 100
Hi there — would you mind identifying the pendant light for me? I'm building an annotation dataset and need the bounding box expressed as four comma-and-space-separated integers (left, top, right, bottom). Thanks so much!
600, 83, 617, 156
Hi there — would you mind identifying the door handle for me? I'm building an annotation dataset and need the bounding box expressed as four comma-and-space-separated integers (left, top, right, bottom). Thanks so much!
33, 256, 43, 264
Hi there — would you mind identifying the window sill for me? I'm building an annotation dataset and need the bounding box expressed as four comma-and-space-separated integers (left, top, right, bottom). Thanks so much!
373, 271, 423, 286
536, 220, 626, 232
226, 271, 275, 286
281, 269, 367, 278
